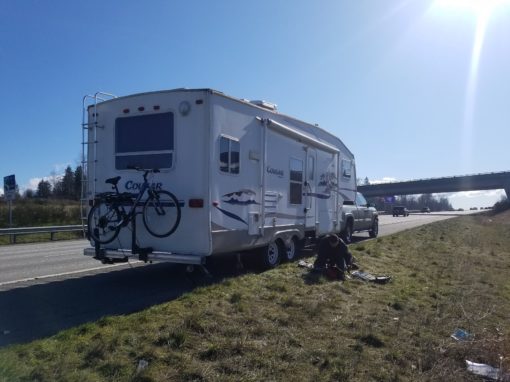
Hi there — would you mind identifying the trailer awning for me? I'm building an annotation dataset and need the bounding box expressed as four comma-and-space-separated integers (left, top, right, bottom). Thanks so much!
263, 118, 339, 154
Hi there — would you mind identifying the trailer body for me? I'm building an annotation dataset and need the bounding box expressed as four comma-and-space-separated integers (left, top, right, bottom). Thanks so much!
82, 89, 356, 265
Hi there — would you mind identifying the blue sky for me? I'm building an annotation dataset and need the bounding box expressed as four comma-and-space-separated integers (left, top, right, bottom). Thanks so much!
1, 0, 509, 208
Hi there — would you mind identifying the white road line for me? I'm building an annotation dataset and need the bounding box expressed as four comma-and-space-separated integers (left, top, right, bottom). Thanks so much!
0, 261, 141, 287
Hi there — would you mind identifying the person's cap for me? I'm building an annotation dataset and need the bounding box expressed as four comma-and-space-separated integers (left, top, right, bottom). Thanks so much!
328, 234, 340, 245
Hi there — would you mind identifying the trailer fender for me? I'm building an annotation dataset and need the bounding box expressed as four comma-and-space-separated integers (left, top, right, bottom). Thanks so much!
270, 228, 304, 246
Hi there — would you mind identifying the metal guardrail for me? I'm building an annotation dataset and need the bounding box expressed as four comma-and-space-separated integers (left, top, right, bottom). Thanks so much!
0, 225, 85, 244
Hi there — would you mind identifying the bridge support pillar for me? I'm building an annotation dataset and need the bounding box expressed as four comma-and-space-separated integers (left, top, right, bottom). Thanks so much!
504, 181, 510, 200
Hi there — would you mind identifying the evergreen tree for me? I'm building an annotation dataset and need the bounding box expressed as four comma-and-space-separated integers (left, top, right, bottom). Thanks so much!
23, 189, 35, 198
74, 166, 83, 200
53, 178, 64, 198
37, 180, 52, 198
62, 165, 75, 199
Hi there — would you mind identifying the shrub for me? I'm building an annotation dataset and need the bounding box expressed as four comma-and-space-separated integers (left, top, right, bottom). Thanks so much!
492, 198, 510, 214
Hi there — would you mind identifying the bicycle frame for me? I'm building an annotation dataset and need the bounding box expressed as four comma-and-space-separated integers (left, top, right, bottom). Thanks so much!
112, 171, 157, 228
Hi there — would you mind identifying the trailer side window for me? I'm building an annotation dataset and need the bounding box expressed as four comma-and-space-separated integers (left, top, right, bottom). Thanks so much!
289, 158, 303, 205
219, 136, 240, 174
342, 159, 352, 178
115, 112, 174, 170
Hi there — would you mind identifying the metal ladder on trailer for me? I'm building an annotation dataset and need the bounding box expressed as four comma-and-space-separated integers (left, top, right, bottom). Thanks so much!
80, 92, 117, 235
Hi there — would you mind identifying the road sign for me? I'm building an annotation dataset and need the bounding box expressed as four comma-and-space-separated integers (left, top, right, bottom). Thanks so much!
384, 196, 396, 204
3, 174, 16, 201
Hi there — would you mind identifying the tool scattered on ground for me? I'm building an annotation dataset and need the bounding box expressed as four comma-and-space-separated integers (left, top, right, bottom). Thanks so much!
298, 261, 391, 284
298, 260, 314, 269
351, 270, 391, 284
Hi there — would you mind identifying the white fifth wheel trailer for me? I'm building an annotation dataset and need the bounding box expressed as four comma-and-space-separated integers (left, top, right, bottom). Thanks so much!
82, 89, 356, 267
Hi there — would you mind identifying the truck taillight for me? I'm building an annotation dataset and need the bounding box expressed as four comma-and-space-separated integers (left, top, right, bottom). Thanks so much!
188, 199, 204, 208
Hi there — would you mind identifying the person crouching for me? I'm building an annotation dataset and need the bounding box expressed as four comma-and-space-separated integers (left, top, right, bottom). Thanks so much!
314, 234, 355, 280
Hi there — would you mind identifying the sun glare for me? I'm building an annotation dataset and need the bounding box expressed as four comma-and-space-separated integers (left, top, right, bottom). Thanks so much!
432, 0, 509, 172
435, 0, 510, 17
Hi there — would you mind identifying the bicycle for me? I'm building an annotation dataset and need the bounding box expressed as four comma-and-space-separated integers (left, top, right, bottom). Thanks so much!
87, 167, 181, 244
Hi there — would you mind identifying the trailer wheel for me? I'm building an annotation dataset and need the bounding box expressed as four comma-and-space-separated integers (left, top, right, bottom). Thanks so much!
284, 237, 301, 262
259, 239, 283, 269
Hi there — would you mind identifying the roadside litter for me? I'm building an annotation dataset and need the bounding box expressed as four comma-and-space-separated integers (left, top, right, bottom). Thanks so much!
136, 359, 149, 374
466, 360, 510, 381
451, 328, 472, 341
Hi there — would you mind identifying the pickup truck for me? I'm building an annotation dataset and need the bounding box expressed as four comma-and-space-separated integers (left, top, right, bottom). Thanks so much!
340, 192, 379, 244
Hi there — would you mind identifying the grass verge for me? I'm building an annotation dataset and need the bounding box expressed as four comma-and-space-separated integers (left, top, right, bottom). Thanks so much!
1, 212, 509, 381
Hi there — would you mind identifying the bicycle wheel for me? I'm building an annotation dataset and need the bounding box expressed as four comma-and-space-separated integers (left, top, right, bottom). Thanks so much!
87, 201, 122, 244
143, 190, 181, 237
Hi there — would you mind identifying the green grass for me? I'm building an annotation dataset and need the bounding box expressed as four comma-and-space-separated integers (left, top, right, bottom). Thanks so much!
1, 212, 510, 381
0, 200, 81, 228
0, 199, 83, 245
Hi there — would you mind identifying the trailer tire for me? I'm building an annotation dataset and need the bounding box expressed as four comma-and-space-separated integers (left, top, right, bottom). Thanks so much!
259, 239, 284, 269
284, 237, 301, 262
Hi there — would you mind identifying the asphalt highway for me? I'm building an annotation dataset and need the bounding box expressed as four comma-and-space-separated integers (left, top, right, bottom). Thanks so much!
359, 210, 472, 238
0, 210, 477, 347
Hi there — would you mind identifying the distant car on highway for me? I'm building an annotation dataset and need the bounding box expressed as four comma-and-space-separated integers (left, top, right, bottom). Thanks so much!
421, 207, 431, 213
392, 206, 409, 217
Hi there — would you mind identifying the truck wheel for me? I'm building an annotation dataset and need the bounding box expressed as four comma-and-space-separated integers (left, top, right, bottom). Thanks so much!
284, 237, 301, 262
342, 222, 353, 244
369, 218, 379, 238
259, 239, 283, 269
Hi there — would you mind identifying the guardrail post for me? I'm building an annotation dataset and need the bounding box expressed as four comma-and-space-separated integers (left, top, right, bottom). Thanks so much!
50, 232, 55, 241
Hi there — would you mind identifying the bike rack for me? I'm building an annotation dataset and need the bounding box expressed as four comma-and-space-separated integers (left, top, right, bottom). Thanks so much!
130, 210, 153, 262
93, 210, 153, 262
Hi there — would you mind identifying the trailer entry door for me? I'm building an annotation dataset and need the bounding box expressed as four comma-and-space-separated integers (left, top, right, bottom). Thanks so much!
305, 148, 317, 229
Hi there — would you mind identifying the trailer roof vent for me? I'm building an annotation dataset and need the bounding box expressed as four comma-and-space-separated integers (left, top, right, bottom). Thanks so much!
250, 100, 278, 111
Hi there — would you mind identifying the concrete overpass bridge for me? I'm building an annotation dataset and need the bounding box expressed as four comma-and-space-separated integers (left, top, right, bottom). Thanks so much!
357, 171, 510, 199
